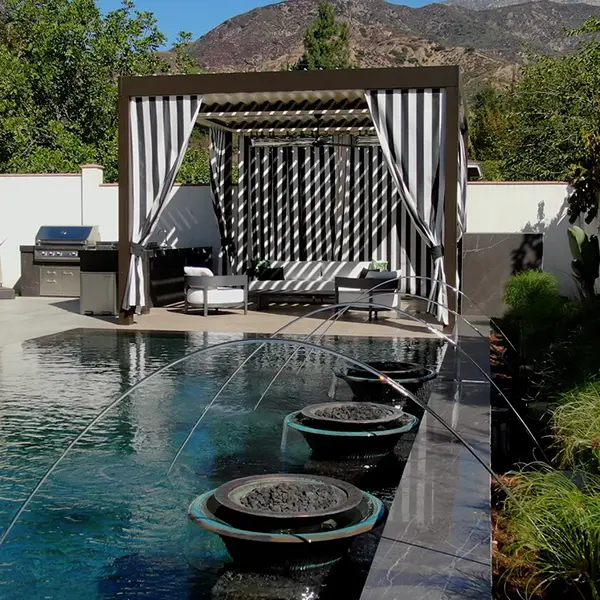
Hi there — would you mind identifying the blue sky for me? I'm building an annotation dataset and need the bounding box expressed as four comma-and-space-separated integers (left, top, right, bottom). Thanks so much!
98, 0, 429, 46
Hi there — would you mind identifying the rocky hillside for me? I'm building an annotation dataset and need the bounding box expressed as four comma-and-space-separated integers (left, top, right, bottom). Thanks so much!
446, 0, 600, 10
186, 0, 600, 94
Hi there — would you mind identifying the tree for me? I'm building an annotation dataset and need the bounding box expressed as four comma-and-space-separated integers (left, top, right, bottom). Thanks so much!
498, 17, 600, 183
173, 31, 202, 75
0, 0, 201, 182
465, 15, 600, 196
469, 85, 508, 180
293, 2, 351, 71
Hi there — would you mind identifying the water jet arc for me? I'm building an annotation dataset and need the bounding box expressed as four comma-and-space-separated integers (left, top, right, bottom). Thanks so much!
171, 298, 545, 473
1, 337, 506, 547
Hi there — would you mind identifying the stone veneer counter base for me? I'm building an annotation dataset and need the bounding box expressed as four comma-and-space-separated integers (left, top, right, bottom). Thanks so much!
0, 287, 15, 299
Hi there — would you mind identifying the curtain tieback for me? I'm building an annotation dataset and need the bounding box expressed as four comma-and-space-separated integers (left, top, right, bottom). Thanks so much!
430, 245, 444, 261
130, 242, 146, 257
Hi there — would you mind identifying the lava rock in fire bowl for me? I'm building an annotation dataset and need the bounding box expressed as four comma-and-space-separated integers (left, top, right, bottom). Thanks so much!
188, 473, 384, 572
285, 402, 419, 459
335, 361, 437, 403
213, 473, 363, 531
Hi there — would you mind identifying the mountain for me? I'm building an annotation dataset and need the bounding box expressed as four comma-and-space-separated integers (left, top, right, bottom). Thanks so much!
186, 0, 600, 94
446, 0, 600, 10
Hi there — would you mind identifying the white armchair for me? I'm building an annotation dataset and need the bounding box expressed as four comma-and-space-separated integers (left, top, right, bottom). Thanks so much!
183, 267, 248, 316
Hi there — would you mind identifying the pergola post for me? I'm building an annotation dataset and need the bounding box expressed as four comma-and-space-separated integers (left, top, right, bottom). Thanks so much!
118, 88, 134, 325
443, 85, 460, 334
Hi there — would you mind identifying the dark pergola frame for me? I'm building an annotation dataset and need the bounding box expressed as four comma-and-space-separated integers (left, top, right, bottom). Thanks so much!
118, 66, 461, 330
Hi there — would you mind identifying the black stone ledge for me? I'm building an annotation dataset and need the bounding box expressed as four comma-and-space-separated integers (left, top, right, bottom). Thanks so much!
360, 332, 491, 600
440, 315, 491, 384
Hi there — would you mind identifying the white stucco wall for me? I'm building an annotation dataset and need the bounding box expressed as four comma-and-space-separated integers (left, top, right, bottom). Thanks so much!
0, 173, 83, 290
0, 166, 220, 289
0, 169, 585, 296
466, 181, 578, 295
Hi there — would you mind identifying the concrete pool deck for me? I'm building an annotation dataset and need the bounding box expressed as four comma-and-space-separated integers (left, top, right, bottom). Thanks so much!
0, 297, 441, 347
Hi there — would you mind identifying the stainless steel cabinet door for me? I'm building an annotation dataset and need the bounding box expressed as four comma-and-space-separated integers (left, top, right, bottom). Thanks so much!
39, 267, 81, 297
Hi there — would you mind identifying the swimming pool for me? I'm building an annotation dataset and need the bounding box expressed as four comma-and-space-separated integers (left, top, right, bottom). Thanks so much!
0, 329, 445, 599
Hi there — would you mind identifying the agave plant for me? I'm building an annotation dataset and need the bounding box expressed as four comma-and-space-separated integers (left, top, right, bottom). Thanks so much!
568, 226, 600, 299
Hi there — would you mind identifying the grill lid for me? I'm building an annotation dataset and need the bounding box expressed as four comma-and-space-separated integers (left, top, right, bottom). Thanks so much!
35, 226, 100, 245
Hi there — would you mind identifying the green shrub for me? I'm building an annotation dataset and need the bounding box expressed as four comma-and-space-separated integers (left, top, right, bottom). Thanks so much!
503, 270, 560, 315
503, 468, 600, 599
391, 49, 406, 64
503, 271, 573, 364
538, 298, 600, 395
480, 159, 503, 180
553, 379, 600, 470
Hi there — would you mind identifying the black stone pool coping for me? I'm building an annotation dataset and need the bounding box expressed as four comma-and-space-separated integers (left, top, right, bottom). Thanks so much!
360, 317, 492, 600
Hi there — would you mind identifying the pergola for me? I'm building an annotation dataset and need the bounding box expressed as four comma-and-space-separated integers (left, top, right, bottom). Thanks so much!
117, 67, 467, 329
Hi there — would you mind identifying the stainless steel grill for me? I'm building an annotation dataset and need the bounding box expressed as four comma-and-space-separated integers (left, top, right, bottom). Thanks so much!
34, 225, 100, 263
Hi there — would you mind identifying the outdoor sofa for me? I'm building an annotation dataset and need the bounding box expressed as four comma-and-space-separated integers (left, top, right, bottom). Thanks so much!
248, 260, 402, 314
248, 260, 371, 308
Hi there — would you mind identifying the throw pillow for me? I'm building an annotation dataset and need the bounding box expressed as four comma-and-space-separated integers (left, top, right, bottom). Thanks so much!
184, 266, 214, 277
258, 267, 285, 281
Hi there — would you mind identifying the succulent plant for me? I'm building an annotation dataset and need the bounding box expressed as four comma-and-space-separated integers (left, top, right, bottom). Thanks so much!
568, 226, 600, 299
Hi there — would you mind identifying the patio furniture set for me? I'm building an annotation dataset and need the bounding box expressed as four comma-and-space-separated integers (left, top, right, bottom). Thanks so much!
183, 261, 402, 318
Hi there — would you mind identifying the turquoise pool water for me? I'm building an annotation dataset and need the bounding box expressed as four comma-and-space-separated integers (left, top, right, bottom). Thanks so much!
0, 330, 444, 599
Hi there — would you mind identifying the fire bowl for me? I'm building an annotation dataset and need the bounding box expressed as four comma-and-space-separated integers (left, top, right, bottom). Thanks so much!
300, 402, 403, 431
188, 487, 384, 572
285, 409, 419, 459
212, 473, 363, 531
335, 361, 437, 402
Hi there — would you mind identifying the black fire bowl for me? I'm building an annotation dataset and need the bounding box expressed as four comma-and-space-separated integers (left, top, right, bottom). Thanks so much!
188, 488, 384, 572
211, 473, 363, 533
335, 361, 437, 404
285, 410, 419, 460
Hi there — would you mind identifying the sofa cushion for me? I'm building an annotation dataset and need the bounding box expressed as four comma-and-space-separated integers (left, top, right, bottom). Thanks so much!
321, 261, 371, 280
184, 266, 214, 277
270, 261, 322, 281
249, 280, 335, 293
186, 288, 244, 307
338, 290, 398, 309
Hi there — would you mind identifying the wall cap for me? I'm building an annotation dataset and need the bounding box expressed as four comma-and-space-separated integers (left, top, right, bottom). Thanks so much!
469, 181, 568, 186
0, 172, 79, 177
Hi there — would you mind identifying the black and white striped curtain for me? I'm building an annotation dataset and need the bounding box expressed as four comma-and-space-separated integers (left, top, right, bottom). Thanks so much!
236, 140, 339, 267
236, 138, 432, 297
124, 94, 202, 312
458, 112, 468, 239
209, 129, 234, 274
365, 89, 448, 324
333, 135, 351, 262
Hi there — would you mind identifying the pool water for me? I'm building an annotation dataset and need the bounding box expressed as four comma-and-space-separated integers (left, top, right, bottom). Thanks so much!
0, 330, 444, 600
